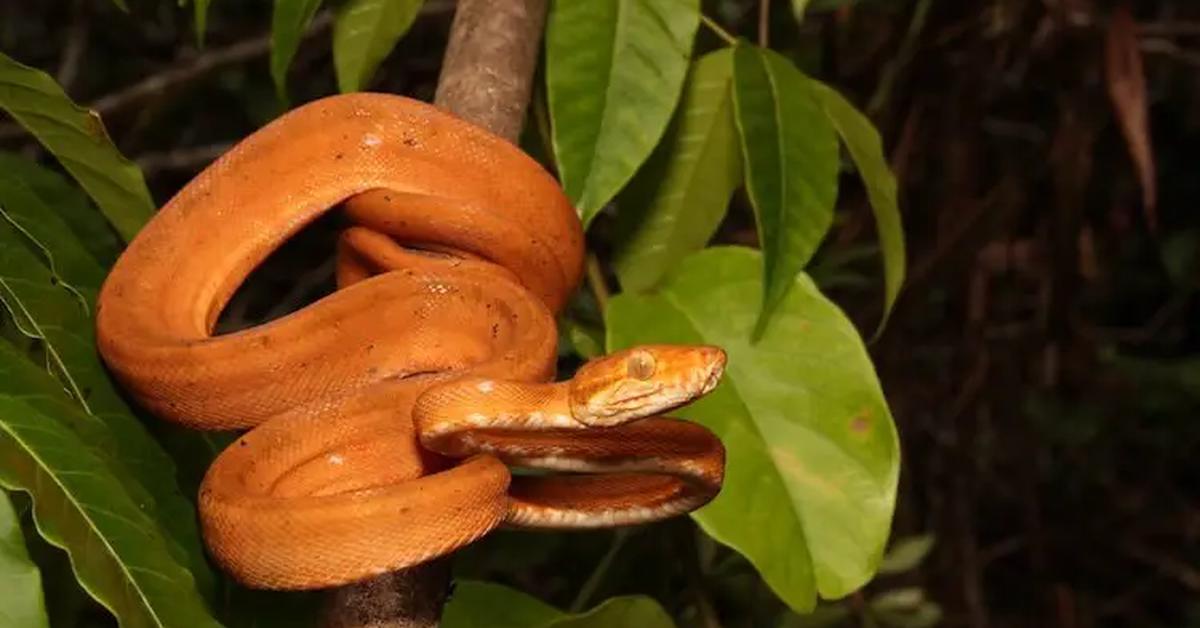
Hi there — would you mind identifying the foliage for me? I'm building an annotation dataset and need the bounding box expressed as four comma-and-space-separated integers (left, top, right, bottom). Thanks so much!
0, 0, 906, 626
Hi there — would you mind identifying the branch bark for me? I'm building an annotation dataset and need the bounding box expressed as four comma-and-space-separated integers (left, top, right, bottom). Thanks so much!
320, 0, 549, 626
434, 0, 548, 143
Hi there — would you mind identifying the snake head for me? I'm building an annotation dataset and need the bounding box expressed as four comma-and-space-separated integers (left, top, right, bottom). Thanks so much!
568, 345, 726, 427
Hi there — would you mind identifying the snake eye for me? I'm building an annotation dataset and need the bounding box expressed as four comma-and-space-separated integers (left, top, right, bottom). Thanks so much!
626, 351, 656, 380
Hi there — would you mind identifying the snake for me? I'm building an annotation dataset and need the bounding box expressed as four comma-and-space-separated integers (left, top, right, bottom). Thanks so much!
95, 93, 726, 590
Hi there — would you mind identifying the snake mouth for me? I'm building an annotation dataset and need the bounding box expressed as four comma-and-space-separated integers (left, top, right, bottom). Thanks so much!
696, 349, 726, 396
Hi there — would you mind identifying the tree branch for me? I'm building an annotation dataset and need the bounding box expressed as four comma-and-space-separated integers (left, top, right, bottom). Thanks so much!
0, 14, 332, 143
434, 0, 547, 143
320, 1, 549, 626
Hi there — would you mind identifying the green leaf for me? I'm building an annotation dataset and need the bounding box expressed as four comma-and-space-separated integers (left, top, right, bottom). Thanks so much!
559, 317, 604, 359
0, 52, 153, 242
0, 174, 107, 302
443, 581, 675, 628
731, 44, 839, 338
810, 82, 905, 334
442, 581, 562, 628
0, 153, 121, 266
0, 490, 49, 628
0, 223, 214, 597
869, 588, 942, 628
271, 0, 324, 99
546, 596, 675, 628
0, 395, 220, 628
614, 48, 741, 293
195, 0, 214, 45
333, 0, 424, 93
877, 535, 934, 575
546, 0, 700, 225
791, 0, 813, 21
608, 247, 899, 611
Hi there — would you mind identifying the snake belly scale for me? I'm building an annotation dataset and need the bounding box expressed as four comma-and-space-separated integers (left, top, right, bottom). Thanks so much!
95, 93, 725, 590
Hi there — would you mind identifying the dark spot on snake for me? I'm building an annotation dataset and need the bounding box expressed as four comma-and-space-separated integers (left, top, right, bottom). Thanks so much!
491, 323, 500, 338
239, 440, 248, 447
335, 153, 344, 160
403, 137, 417, 147
383, 195, 392, 202
366, 343, 375, 353
49, 276, 58, 285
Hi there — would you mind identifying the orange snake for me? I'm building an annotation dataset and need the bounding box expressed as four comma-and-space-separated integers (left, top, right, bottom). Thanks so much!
95, 93, 725, 590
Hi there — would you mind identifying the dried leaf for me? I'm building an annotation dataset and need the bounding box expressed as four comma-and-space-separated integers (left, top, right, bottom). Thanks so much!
1104, 3, 1156, 228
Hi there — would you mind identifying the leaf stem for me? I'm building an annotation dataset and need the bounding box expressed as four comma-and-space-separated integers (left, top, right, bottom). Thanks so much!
570, 529, 630, 613
867, 0, 932, 115
758, 0, 771, 47
701, 14, 739, 47
585, 253, 611, 315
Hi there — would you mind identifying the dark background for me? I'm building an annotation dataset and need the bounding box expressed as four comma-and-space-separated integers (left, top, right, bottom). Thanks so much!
2, 1, 1198, 627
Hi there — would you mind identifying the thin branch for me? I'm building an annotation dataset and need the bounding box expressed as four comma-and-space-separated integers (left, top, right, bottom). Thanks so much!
585, 253, 611, 315
2, 2, 463, 145
135, 142, 232, 175
1140, 38, 1200, 68
758, 0, 771, 47
1138, 21, 1200, 37
323, 1, 551, 626
0, 13, 332, 143
1121, 540, 1200, 591
55, 0, 89, 91
700, 15, 739, 46
867, 0, 933, 115
569, 529, 630, 612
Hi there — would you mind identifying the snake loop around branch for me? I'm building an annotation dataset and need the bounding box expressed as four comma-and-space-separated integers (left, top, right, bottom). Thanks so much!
96, 93, 725, 590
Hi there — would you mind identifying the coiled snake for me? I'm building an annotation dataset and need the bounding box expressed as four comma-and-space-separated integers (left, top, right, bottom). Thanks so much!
95, 93, 725, 590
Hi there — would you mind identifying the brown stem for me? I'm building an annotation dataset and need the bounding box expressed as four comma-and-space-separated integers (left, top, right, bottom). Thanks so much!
434, 0, 548, 144
757, 0, 770, 47
321, 1, 549, 626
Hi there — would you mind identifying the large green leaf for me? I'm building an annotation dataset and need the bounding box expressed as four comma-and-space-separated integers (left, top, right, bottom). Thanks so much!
0, 490, 49, 628
607, 247, 899, 611
442, 581, 561, 628
613, 48, 741, 293
333, 0, 424, 93
442, 581, 675, 628
0, 52, 153, 242
271, 0, 324, 98
731, 44, 839, 338
0, 221, 212, 596
0, 173, 107, 302
0, 153, 121, 266
546, 0, 699, 225
810, 82, 905, 334
0, 394, 220, 628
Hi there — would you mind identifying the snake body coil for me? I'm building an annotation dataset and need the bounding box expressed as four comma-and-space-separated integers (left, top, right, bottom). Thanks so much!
96, 93, 725, 590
